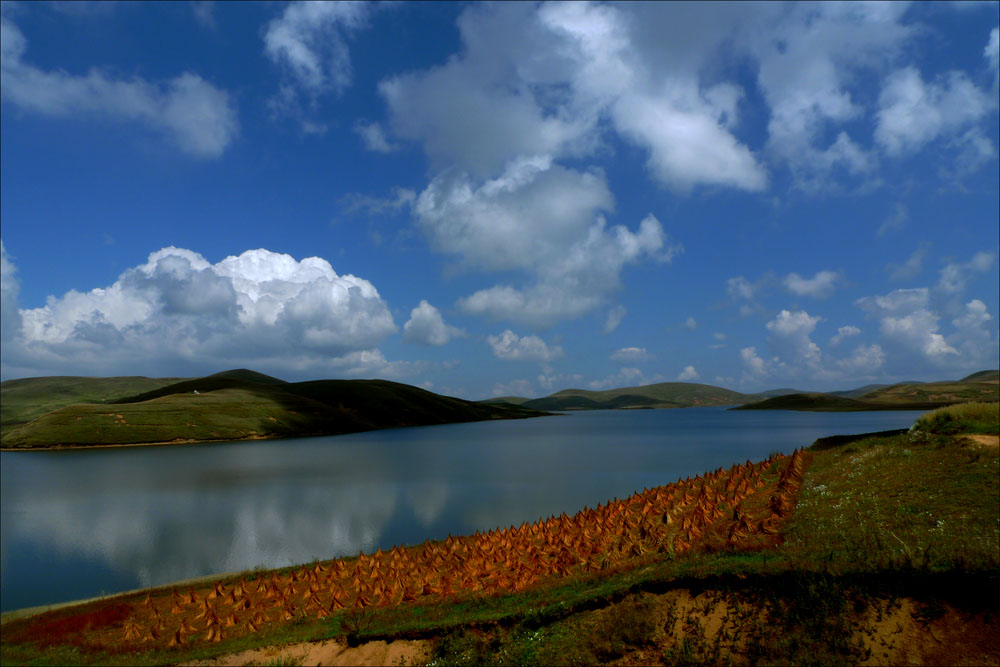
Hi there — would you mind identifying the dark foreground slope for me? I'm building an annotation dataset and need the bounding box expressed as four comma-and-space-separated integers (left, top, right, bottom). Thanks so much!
0, 370, 548, 449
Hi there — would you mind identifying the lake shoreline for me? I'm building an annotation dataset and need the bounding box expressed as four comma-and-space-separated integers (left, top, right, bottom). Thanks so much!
1, 407, 933, 614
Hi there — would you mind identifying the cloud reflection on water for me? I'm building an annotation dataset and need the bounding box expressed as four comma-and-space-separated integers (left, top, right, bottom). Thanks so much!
1, 409, 924, 611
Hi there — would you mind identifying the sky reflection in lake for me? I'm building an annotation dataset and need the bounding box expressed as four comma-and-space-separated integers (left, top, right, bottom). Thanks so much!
0, 408, 923, 611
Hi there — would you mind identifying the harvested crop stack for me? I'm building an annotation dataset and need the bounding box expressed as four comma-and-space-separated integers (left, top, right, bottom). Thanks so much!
24, 450, 810, 653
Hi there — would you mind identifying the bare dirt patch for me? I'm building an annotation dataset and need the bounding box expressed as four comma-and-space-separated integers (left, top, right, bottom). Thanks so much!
182, 637, 429, 667
960, 434, 999, 450
857, 598, 999, 667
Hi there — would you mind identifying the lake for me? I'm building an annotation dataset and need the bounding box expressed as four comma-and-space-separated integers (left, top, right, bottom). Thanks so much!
0, 407, 924, 612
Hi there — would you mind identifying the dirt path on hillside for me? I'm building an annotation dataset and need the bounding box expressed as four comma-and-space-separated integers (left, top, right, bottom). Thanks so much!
182, 637, 429, 667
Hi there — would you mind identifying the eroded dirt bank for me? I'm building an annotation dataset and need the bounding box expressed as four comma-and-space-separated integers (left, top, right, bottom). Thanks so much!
182, 637, 429, 667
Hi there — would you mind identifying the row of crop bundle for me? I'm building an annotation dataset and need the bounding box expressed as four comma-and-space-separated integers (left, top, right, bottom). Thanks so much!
98, 450, 808, 650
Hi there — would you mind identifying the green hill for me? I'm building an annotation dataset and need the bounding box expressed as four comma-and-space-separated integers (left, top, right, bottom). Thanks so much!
0, 372, 549, 449
731, 392, 951, 412
0, 375, 186, 433
858, 380, 998, 404
960, 369, 999, 383
523, 382, 754, 411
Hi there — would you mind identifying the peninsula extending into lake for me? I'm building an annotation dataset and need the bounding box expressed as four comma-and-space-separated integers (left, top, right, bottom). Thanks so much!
0, 369, 548, 450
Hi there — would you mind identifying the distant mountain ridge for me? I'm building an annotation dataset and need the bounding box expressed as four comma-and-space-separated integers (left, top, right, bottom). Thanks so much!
477, 370, 999, 413
735, 372, 999, 412
514, 382, 757, 411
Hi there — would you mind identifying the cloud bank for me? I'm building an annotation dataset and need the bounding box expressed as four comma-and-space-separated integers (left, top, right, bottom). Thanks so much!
1, 245, 404, 379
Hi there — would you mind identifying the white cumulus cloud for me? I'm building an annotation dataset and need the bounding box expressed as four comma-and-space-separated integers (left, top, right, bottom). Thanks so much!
829, 325, 861, 347
836, 344, 885, 374
4, 246, 400, 378
784, 270, 840, 299
417, 158, 675, 327
677, 365, 700, 381
486, 330, 563, 363
403, 300, 464, 346
876, 66, 996, 158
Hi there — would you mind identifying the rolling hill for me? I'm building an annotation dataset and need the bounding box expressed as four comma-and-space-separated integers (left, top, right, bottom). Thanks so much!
730, 393, 951, 412
0, 370, 549, 449
856, 379, 998, 404
735, 371, 999, 411
960, 369, 999, 383
0, 375, 187, 433
521, 382, 756, 411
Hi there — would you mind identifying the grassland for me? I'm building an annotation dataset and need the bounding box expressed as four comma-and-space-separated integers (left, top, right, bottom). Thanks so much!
0, 370, 548, 449
0, 376, 185, 435
2, 403, 996, 666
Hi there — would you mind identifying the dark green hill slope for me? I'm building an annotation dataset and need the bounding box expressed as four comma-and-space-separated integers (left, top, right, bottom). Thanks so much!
479, 396, 531, 406
1, 372, 549, 449
960, 370, 999, 383
732, 392, 967, 412
524, 382, 753, 411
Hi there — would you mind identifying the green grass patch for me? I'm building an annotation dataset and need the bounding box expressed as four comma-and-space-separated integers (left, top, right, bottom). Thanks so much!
912, 401, 1000, 435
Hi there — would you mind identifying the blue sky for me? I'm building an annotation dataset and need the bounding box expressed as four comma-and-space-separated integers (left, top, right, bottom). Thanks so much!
1, 1, 998, 399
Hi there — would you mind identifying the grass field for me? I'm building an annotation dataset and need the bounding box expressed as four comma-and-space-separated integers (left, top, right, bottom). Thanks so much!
2, 403, 996, 666
0, 376, 185, 435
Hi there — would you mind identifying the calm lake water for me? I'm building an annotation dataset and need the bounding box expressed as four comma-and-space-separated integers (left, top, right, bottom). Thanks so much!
0, 407, 924, 612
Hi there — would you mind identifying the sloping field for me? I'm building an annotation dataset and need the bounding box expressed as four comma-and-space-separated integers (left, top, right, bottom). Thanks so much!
0, 376, 185, 433
0, 449, 809, 661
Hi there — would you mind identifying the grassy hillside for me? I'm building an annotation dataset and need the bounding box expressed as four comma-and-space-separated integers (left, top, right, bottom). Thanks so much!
524, 382, 754, 411
2, 404, 996, 666
858, 379, 998, 404
0, 375, 186, 434
0, 373, 548, 449
737, 372, 999, 411
732, 392, 955, 412
961, 370, 999, 383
